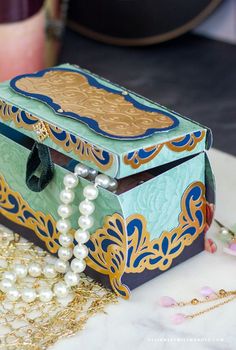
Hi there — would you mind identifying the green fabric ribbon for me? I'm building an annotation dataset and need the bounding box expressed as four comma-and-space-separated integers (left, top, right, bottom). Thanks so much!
26, 142, 54, 192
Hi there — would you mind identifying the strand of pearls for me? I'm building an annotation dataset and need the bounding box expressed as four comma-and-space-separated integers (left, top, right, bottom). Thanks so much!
0, 163, 118, 303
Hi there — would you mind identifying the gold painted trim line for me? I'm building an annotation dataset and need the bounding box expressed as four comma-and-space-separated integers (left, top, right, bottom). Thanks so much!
87, 181, 206, 298
0, 174, 60, 253
123, 130, 206, 169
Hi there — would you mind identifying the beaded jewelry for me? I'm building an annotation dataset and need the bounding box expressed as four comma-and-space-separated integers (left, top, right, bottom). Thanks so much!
160, 287, 236, 325
0, 163, 118, 303
160, 219, 236, 324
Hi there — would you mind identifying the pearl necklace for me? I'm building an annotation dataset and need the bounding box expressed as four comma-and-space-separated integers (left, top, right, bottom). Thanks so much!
0, 163, 117, 303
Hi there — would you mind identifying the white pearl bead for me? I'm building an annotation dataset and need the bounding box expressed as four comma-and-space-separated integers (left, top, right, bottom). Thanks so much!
83, 185, 98, 200
13, 264, 28, 279
43, 265, 57, 279
28, 263, 42, 278
58, 247, 73, 261
79, 200, 95, 216
75, 229, 90, 244
88, 168, 98, 180
56, 219, 71, 234
73, 244, 88, 259
59, 189, 75, 204
78, 215, 94, 230
39, 288, 53, 302
59, 233, 74, 248
63, 173, 79, 189
53, 282, 69, 298
95, 174, 110, 188
6, 287, 20, 302
108, 178, 118, 192
74, 163, 89, 177
22, 288, 37, 303
0, 279, 13, 292
64, 271, 79, 287
57, 204, 73, 219
54, 259, 69, 273
71, 258, 86, 273
3, 271, 16, 283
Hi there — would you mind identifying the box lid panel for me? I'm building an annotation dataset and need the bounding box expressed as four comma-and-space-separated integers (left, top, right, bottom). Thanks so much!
0, 63, 210, 178
10, 66, 179, 140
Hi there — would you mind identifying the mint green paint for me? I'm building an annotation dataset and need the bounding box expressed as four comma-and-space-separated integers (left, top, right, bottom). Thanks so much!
119, 152, 205, 240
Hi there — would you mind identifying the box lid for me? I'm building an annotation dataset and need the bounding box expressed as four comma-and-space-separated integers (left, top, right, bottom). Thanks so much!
0, 64, 211, 178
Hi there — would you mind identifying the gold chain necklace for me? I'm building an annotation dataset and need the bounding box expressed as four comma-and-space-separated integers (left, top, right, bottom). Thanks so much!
0, 226, 117, 349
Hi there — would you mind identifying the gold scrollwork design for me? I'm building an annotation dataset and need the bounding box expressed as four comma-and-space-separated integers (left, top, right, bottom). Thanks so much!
87, 181, 206, 299
48, 125, 114, 171
13, 69, 177, 139
0, 99, 38, 127
0, 100, 114, 171
0, 173, 206, 299
124, 131, 206, 169
167, 130, 206, 152
0, 174, 60, 253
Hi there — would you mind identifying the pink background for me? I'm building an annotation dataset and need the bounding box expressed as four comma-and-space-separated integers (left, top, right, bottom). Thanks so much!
0, 8, 45, 82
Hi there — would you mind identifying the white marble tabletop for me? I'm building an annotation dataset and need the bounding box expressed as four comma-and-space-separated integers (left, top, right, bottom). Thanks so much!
52, 149, 236, 350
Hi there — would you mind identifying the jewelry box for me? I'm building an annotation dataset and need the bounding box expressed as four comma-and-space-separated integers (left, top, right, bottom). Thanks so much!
0, 64, 215, 299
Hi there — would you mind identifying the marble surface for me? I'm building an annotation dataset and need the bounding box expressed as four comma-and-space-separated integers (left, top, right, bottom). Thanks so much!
52, 148, 236, 350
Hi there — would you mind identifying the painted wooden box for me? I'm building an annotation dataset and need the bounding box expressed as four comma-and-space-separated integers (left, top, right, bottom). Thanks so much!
0, 64, 215, 299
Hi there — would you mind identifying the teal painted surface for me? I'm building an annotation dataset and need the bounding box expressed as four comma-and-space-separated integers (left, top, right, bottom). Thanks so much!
0, 133, 123, 233
119, 152, 205, 240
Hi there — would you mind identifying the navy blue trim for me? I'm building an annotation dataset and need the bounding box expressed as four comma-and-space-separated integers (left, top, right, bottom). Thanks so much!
10, 67, 179, 140
122, 233, 204, 291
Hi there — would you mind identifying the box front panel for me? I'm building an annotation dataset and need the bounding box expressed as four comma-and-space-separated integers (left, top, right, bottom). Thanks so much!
0, 133, 123, 254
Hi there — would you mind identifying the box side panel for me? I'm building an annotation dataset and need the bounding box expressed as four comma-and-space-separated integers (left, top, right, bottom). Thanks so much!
121, 152, 214, 292
120, 152, 205, 240
85, 152, 207, 299
121, 234, 204, 290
